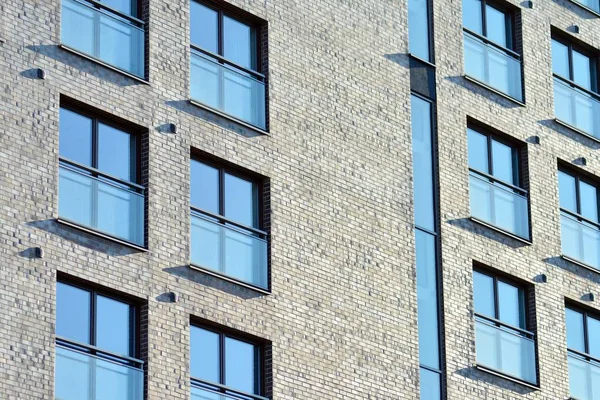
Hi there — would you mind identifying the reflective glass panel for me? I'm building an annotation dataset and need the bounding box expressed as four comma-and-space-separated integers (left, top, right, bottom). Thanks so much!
559, 171, 577, 212
573, 50, 592, 90
566, 308, 585, 353
473, 271, 495, 317
57, 282, 91, 344
485, 5, 508, 48
100, 0, 135, 16
580, 180, 598, 222
552, 40, 570, 78
408, 0, 431, 61
224, 173, 257, 228
497, 281, 524, 328
491, 139, 515, 184
468, 129, 489, 173
223, 16, 254, 69
190, 326, 220, 383
190, 1, 218, 53
98, 123, 133, 182
59, 108, 93, 167
225, 337, 257, 394
411, 96, 435, 231
463, 0, 483, 35
191, 160, 220, 214
96, 295, 132, 356
420, 368, 441, 400
588, 315, 600, 358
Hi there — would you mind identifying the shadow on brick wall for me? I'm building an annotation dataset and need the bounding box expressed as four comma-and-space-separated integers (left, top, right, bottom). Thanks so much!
447, 218, 530, 249
538, 119, 600, 150
544, 256, 600, 285
446, 76, 523, 109
551, 0, 598, 19
455, 366, 538, 395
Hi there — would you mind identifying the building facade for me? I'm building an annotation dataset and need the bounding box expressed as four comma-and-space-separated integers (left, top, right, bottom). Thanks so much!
1, 0, 600, 398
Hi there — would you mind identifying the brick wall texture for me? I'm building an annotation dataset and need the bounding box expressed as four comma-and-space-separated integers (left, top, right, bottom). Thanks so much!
0, 0, 599, 399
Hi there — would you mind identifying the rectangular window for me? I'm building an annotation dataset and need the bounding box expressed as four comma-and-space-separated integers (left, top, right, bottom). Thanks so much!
55, 279, 143, 400
190, 158, 268, 290
462, 0, 523, 101
558, 168, 600, 270
467, 126, 530, 239
58, 105, 145, 247
408, 0, 432, 62
60, 0, 145, 78
190, 324, 268, 400
569, 0, 600, 14
566, 305, 600, 400
473, 269, 537, 384
551, 34, 600, 139
190, 0, 267, 130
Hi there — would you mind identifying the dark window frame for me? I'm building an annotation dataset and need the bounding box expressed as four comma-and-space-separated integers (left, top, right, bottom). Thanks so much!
558, 166, 600, 229
552, 32, 600, 95
565, 303, 600, 365
190, 322, 268, 400
463, 0, 518, 56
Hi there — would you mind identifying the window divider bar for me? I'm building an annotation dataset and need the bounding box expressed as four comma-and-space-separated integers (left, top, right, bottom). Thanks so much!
462, 28, 521, 60
56, 336, 145, 366
553, 73, 600, 101
190, 378, 270, 400
190, 206, 268, 237
71, 0, 145, 26
469, 168, 528, 194
560, 208, 600, 229
60, 157, 145, 192
190, 45, 265, 79
475, 313, 535, 337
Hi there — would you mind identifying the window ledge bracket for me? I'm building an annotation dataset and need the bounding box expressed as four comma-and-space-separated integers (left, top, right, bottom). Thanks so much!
56, 218, 148, 252
189, 99, 270, 137
189, 263, 271, 295
58, 44, 150, 85
463, 75, 526, 107
469, 217, 532, 245
554, 118, 600, 144
561, 254, 600, 275
474, 365, 539, 390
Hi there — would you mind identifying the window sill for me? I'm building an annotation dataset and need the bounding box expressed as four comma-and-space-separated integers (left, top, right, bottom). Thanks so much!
475, 365, 539, 390
56, 218, 148, 252
469, 217, 532, 245
566, 0, 600, 17
554, 118, 600, 144
58, 44, 149, 85
189, 263, 271, 295
463, 75, 525, 106
561, 254, 600, 275
189, 99, 270, 136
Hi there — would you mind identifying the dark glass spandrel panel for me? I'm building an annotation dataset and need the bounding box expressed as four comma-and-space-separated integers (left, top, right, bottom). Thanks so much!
98, 123, 134, 182
191, 160, 220, 214
96, 295, 132, 356
420, 368, 442, 400
552, 40, 570, 78
463, 0, 483, 35
573, 50, 592, 90
408, 0, 431, 62
411, 95, 435, 232
559, 171, 577, 212
579, 181, 598, 222
224, 173, 258, 228
566, 308, 585, 352
225, 337, 258, 394
223, 16, 254, 70
190, 1, 218, 53
468, 129, 489, 173
416, 229, 440, 369
473, 271, 494, 317
588, 315, 600, 358
485, 5, 508, 48
59, 108, 93, 167
57, 282, 91, 344
497, 281, 524, 328
491, 139, 515, 184
100, 0, 135, 16
190, 326, 220, 383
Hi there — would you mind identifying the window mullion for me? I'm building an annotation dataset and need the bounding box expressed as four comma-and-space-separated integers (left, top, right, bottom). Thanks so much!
583, 313, 590, 357
91, 291, 97, 348
493, 276, 500, 321
481, 0, 487, 38
220, 333, 226, 389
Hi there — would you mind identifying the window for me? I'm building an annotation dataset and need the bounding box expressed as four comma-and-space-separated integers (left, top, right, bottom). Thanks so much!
565, 306, 600, 400
58, 105, 145, 247
60, 0, 145, 78
467, 126, 530, 239
462, 0, 523, 101
558, 168, 600, 270
190, 324, 268, 400
473, 269, 537, 384
190, 158, 268, 290
568, 0, 600, 15
551, 35, 600, 139
408, 0, 432, 62
190, 1, 267, 130
55, 279, 143, 400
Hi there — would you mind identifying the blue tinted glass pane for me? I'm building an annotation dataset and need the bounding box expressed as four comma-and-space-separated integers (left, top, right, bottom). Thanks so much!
420, 368, 441, 400
552, 40, 569, 78
190, 327, 220, 383
473, 271, 494, 317
411, 96, 435, 231
98, 123, 133, 182
224, 173, 257, 228
416, 230, 440, 369
468, 129, 489, 173
463, 0, 483, 35
559, 171, 577, 212
573, 50, 592, 90
497, 281, 524, 328
580, 181, 598, 222
100, 0, 135, 16
408, 0, 431, 61
566, 308, 585, 353
96, 295, 131, 356
190, 1, 218, 53
59, 108, 93, 166
225, 337, 257, 394
191, 160, 220, 214
588, 315, 600, 358
57, 282, 91, 344
485, 5, 507, 48
491, 139, 515, 184
223, 16, 254, 69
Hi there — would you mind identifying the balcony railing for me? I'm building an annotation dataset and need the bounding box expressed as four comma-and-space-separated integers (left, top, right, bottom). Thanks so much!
463, 30, 523, 102
61, 0, 145, 78
561, 210, 600, 270
475, 316, 537, 384
59, 161, 145, 246
469, 171, 530, 239
191, 208, 268, 290
190, 48, 266, 130
554, 76, 600, 139
568, 352, 600, 400
56, 344, 143, 400
191, 380, 269, 400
